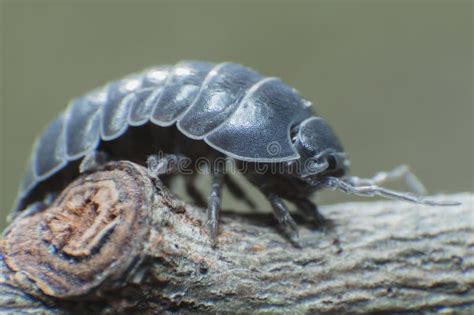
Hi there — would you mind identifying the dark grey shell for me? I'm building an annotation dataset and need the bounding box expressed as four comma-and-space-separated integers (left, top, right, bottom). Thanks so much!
15, 61, 315, 212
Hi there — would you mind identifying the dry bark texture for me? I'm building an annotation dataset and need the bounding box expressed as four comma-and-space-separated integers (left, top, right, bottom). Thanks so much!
0, 161, 472, 314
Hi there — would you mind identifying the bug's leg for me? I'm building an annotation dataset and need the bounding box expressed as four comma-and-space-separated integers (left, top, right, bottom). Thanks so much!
319, 177, 460, 206
346, 165, 427, 195
207, 163, 224, 246
79, 150, 109, 173
224, 174, 256, 209
185, 175, 207, 208
292, 198, 325, 225
260, 186, 299, 241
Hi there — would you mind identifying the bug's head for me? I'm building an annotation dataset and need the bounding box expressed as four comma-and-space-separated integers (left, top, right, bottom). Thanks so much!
289, 117, 349, 184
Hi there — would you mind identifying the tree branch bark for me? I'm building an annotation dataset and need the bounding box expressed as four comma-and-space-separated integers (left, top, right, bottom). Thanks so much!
1, 161, 472, 314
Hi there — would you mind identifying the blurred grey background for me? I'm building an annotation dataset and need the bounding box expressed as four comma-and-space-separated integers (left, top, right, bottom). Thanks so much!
1, 1, 472, 228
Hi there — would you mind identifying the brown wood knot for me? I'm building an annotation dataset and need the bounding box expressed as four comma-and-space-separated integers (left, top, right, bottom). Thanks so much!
2, 161, 154, 299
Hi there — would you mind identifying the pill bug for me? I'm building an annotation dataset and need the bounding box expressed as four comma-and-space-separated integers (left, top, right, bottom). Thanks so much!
10, 60, 457, 244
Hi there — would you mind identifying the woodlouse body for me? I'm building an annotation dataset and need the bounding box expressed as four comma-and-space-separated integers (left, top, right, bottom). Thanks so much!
12, 60, 455, 243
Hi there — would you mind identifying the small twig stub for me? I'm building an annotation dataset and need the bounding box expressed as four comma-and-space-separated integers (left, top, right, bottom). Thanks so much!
2, 161, 153, 299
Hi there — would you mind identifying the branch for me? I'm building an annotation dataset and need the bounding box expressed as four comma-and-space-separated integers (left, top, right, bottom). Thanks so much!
1, 161, 472, 314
